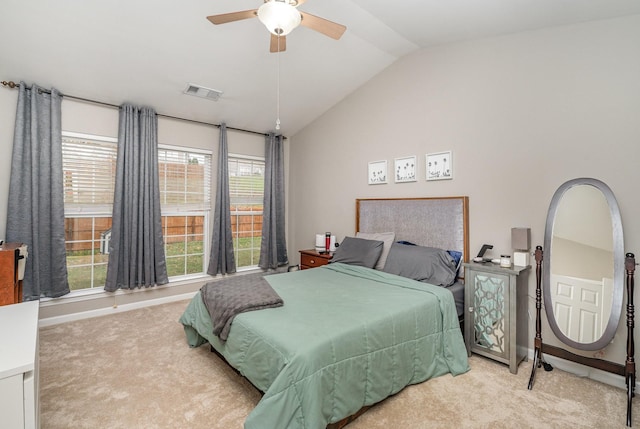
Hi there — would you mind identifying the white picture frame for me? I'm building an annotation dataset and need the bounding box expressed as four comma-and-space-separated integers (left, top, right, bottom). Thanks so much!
368, 160, 388, 185
426, 151, 453, 181
394, 156, 417, 183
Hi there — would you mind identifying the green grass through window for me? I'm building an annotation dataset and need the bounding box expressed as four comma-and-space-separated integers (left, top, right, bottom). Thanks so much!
66, 238, 260, 290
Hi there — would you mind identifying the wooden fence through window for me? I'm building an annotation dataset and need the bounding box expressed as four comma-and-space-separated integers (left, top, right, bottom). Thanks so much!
65, 208, 262, 252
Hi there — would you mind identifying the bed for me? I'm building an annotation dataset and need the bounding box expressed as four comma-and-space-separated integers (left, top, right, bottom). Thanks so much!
179, 196, 470, 429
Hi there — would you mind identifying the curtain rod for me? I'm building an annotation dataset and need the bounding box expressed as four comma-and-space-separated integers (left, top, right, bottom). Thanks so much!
1, 80, 282, 139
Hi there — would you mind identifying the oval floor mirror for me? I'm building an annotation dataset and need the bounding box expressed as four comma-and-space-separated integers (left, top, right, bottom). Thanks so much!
527, 177, 636, 427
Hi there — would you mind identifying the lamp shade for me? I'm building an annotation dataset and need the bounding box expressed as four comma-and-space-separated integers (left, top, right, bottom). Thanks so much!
511, 227, 531, 251
257, 1, 301, 36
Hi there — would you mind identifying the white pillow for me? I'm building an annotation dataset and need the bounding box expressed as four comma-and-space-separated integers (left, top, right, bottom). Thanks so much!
355, 231, 395, 270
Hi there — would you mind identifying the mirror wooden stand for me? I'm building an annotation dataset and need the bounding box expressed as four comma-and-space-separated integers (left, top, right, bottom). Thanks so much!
528, 246, 636, 426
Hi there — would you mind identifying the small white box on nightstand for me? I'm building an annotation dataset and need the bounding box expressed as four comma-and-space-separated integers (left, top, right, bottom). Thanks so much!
513, 251, 530, 267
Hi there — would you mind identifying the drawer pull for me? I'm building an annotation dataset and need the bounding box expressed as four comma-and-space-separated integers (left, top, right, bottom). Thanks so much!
310, 259, 315, 264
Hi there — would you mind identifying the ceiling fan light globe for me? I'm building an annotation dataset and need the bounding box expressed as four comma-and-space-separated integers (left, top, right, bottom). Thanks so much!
257, 1, 301, 36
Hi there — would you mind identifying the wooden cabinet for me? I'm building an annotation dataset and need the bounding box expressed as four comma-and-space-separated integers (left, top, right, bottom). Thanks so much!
463, 262, 530, 374
0, 243, 24, 306
299, 249, 332, 270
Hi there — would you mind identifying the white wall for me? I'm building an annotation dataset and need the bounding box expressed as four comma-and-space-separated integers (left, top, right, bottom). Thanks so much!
289, 15, 640, 367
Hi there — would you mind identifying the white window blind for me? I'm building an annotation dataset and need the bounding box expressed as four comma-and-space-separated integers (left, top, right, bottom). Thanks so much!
158, 148, 211, 212
228, 156, 265, 209
62, 134, 117, 214
62, 136, 212, 215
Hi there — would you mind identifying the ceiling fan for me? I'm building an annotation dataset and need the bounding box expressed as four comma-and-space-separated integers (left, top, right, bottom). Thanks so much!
206, 0, 347, 53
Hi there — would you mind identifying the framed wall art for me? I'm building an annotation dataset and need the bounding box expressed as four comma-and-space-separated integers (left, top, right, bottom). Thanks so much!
426, 151, 453, 181
368, 160, 387, 185
394, 156, 417, 183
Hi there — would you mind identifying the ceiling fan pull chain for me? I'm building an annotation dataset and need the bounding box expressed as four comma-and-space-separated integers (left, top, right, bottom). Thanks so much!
276, 34, 281, 130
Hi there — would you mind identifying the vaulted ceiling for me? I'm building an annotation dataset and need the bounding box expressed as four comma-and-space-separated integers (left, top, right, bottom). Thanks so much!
2, 0, 639, 136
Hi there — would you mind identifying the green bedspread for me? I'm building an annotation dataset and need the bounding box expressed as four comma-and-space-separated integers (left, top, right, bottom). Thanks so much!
179, 263, 469, 429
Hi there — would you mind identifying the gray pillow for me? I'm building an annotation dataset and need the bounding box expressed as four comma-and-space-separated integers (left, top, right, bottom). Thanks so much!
355, 231, 395, 270
382, 242, 457, 286
329, 236, 384, 269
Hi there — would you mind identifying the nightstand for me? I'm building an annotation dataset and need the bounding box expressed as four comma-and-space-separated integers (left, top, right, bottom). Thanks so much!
463, 262, 530, 374
299, 249, 332, 270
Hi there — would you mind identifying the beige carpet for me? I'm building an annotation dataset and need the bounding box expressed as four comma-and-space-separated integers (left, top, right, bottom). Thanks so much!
39, 300, 638, 429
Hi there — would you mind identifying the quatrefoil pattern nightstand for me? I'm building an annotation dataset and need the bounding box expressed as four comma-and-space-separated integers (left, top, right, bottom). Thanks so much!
463, 262, 530, 374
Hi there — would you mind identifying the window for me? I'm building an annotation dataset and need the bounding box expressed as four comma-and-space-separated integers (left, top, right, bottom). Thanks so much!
228, 155, 265, 269
62, 133, 212, 291
158, 147, 211, 278
62, 133, 117, 291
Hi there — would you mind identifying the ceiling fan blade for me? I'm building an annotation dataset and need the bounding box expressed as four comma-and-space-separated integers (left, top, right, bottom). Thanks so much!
299, 12, 346, 40
270, 34, 287, 53
206, 9, 257, 25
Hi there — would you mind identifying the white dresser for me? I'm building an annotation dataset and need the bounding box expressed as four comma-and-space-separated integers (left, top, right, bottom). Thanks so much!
0, 300, 39, 429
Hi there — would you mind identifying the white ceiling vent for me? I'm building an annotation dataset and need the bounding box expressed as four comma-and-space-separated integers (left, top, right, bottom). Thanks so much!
183, 83, 223, 101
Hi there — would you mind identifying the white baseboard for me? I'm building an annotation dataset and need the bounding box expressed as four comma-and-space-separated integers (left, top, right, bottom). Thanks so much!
38, 291, 197, 328
527, 348, 636, 391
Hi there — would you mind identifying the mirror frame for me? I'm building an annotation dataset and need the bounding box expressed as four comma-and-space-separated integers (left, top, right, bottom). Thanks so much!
543, 177, 624, 351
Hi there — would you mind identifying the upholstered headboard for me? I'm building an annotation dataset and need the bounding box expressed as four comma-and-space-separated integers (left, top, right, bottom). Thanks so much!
356, 197, 470, 263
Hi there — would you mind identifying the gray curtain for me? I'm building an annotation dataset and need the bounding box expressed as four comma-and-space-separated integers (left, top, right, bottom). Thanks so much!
6, 82, 69, 300
259, 133, 288, 269
207, 124, 236, 275
105, 104, 168, 291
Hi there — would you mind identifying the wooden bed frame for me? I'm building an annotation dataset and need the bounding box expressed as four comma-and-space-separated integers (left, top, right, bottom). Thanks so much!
214, 196, 470, 428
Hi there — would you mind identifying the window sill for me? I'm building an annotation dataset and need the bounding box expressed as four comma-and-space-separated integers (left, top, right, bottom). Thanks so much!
39, 273, 212, 308
37, 270, 266, 326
